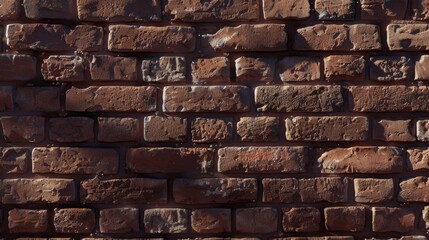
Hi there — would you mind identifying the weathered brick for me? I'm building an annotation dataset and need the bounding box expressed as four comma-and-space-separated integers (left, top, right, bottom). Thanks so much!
315, 0, 354, 20
203, 24, 287, 52
191, 118, 232, 143
192, 57, 230, 83
237, 117, 279, 142
0, 87, 13, 111
372, 207, 415, 232
412, 0, 429, 20
0, 54, 37, 81
1, 178, 75, 204
54, 208, 95, 233
324, 207, 365, 232
163, 86, 251, 112
416, 55, 429, 80
218, 147, 308, 173
236, 208, 277, 233
23, 0, 76, 20
32, 147, 118, 174
282, 207, 320, 232
278, 57, 321, 82
98, 117, 139, 142
144, 208, 187, 233
8, 209, 48, 233
191, 209, 231, 233
90, 55, 137, 81
370, 56, 412, 81
99, 208, 139, 233
80, 178, 167, 204
354, 178, 394, 203
77, 0, 160, 21
294, 24, 381, 51
0, 148, 30, 174
42, 55, 85, 82
324, 55, 365, 80
262, 178, 297, 203
235, 56, 275, 83
361, 0, 407, 19
144, 116, 187, 142
173, 178, 257, 204
285, 116, 368, 141
318, 147, 403, 174
6, 24, 103, 51
407, 148, 429, 171
108, 25, 195, 52
0, 116, 44, 143
16, 87, 60, 112
66, 86, 157, 112
298, 177, 347, 203
127, 148, 215, 174
373, 119, 415, 142
49, 117, 94, 142
142, 57, 186, 82
387, 24, 429, 51
417, 120, 429, 141
263, 0, 310, 19
399, 177, 429, 202
0, 0, 20, 19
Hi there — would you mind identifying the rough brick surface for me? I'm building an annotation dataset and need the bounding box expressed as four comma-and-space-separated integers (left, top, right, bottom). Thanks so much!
142, 57, 186, 82
0, 148, 30, 174
16, 87, 60, 112
49, 117, 94, 142
324, 55, 365, 80
324, 207, 365, 232
361, 0, 407, 19
144, 208, 187, 233
191, 208, 231, 233
263, 178, 298, 203
282, 207, 320, 232
99, 208, 139, 233
237, 117, 279, 142
278, 57, 321, 82
372, 207, 415, 232
144, 116, 187, 142
8, 209, 48, 233
54, 208, 95, 233
191, 118, 232, 143
236, 208, 278, 233
0, 54, 37, 81
263, 0, 310, 19
315, 0, 355, 20
1, 116, 45, 143
387, 24, 429, 51
90, 55, 137, 81
235, 56, 275, 82
354, 178, 394, 203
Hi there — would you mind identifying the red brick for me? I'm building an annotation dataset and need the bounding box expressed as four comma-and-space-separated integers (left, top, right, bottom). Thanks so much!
0, 148, 30, 174
370, 56, 412, 81
415, 55, 429, 80
412, 0, 429, 20
282, 207, 320, 232
0, 54, 37, 81
0, 87, 13, 111
98, 117, 139, 142
142, 57, 186, 82
399, 177, 429, 202
80, 178, 167, 204
77, 0, 161, 22
255, 86, 343, 112
0, 116, 44, 143
218, 147, 308, 173
0, 0, 20, 19
23, 0, 76, 20
49, 117, 94, 142
32, 147, 118, 174
144, 116, 187, 142
315, 0, 355, 20
407, 148, 429, 171
361, 0, 407, 19
163, 86, 251, 112
298, 177, 348, 203
99, 208, 139, 233
237, 117, 280, 142
372, 207, 415, 232
144, 208, 187, 233
6, 24, 103, 51
324, 207, 365, 232
173, 178, 257, 204
324, 55, 365, 81
387, 24, 429, 51
262, 178, 298, 203
66, 86, 157, 112
373, 119, 415, 142
16, 87, 60, 112
90, 55, 137, 81
278, 57, 321, 82
192, 57, 230, 83
354, 178, 394, 203
8, 209, 48, 233
1, 178, 75, 204
263, 0, 310, 19
191, 118, 232, 143
54, 208, 95, 233
235, 56, 275, 83
236, 208, 278, 233
191, 209, 231, 233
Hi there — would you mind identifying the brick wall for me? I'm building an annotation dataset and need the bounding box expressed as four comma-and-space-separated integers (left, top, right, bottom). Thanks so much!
1, 0, 429, 239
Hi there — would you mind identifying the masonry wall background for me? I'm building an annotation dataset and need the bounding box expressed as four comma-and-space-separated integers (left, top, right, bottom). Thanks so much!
1, 0, 429, 239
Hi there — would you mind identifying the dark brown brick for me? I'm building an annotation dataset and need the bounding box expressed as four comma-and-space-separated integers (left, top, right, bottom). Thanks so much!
191, 209, 231, 233
324, 55, 365, 81
0, 87, 13, 111
315, 0, 355, 20
191, 118, 232, 143
236, 208, 278, 233
399, 177, 429, 202
192, 57, 230, 83
8, 209, 48, 233
373, 119, 415, 142
0, 116, 44, 143
144, 208, 187, 233
90, 55, 137, 81
99, 208, 139, 233
324, 207, 365, 232
0, 148, 30, 174
0, 54, 37, 81
237, 117, 279, 142
54, 208, 95, 233
407, 148, 429, 171
144, 116, 187, 142
372, 207, 415, 232
23, 0, 76, 20
412, 0, 429, 20
298, 177, 348, 203
235, 56, 275, 83
262, 178, 298, 203
361, 0, 407, 19
263, 0, 310, 19
49, 117, 94, 142
370, 56, 412, 81
16, 87, 60, 112
98, 117, 139, 142
278, 57, 321, 82
0, 0, 20, 19
142, 57, 186, 82
417, 120, 429, 141
387, 24, 429, 51
354, 178, 394, 203
282, 207, 320, 232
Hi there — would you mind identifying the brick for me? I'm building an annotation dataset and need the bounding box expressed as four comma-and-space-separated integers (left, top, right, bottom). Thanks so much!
54, 208, 95, 233
163, 86, 251, 112
98, 117, 139, 142
412, 0, 429, 20
387, 24, 429, 51
66, 86, 156, 112
49, 117, 94, 142
23, 0, 76, 20
282, 207, 320, 232
0, 116, 44, 143
399, 177, 429, 202
354, 178, 394, 203
0, 0, 20, 19
191, 209, 231, 233
407, 148, 429, 171
8, 209, 48, 233
99, 208, 139, 233
144, 208, 187, 233
237, 117, 279, 142
318, 147, 403, 174
142, 57, 186, 82
361, 0, 407, 19
203, 24, 287, 52
191, 118, 232, 143
278, 57, 321, 82
262, 178, 297, 203
166, 0, 258, 21
108, 25, 195, 52
127, 148, 215, 174
324, 207, 365, 232
373, 119, 415, 142
41, 55, 84, 82
417, 120, 429, 141
324, 55, 365, 80
77, 0, 160, 21
372, 207, 415, 232
32, 147, 118, 174
424, 206, 429, 230
16, 87, 60, 112
6, 24, 103, 51
294, 24, 381, 51
315, 0, 354, 20
298, 177, 347, 203
192, 57, 230, 83
0, 54, 37, 81
144, 116, 187, 142
90, 55, 137, 81
0, 148, 30, 174
0, 87, 13, 111
218, 147, 308, 173
262, 0, 310, 19
1, 178, 75, 204
285, 116, 368, 141
416, 55, 429, 80
236, 208, 277, 233
282, 238, 354, 240
370, 56, 412, 81
173, 178, 257, 204
235, 56, 275, 83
